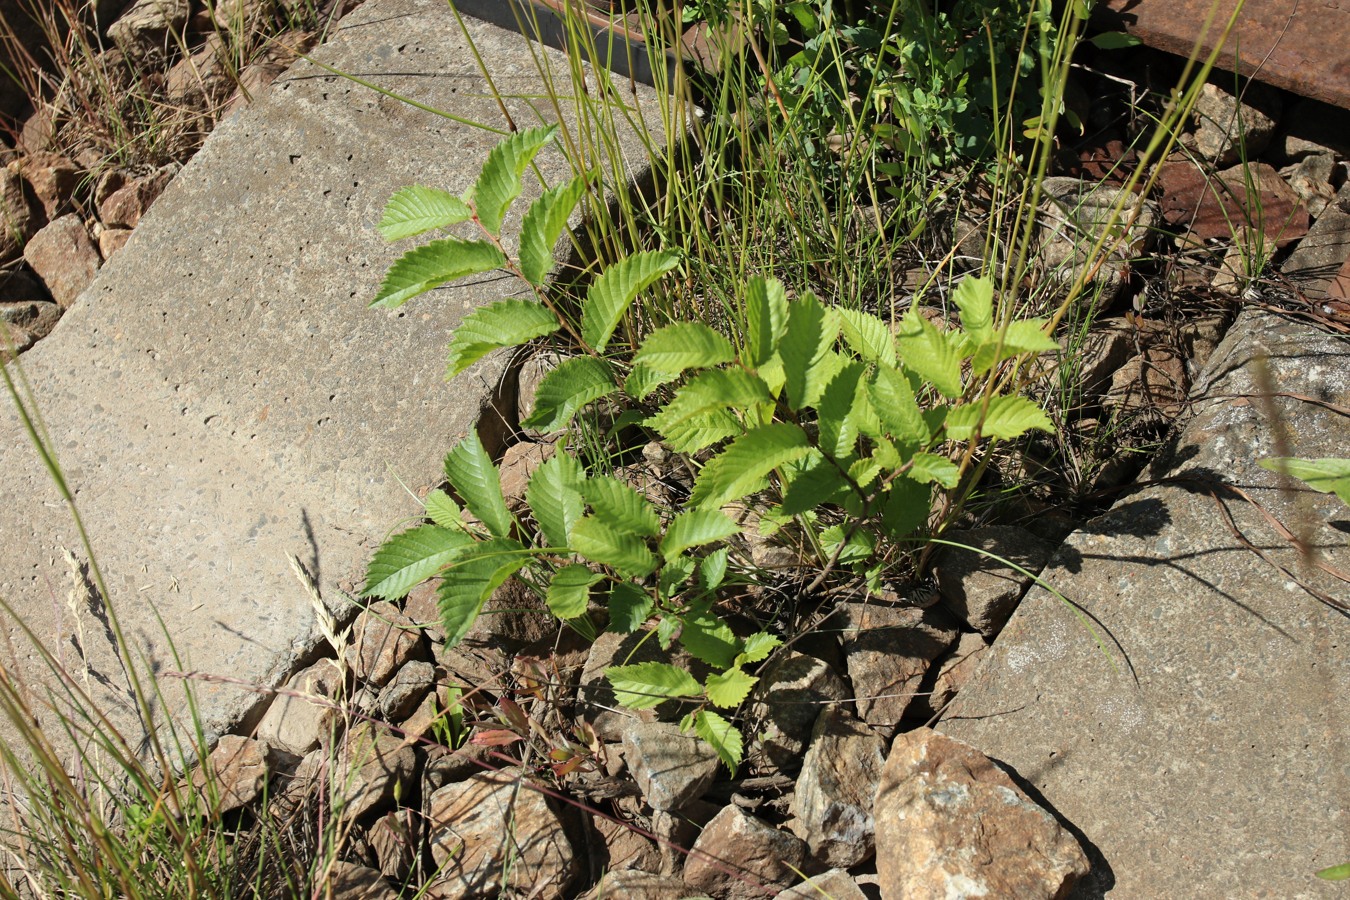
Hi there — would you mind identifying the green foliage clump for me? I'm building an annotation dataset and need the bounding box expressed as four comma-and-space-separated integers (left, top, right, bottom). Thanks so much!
363, 125, 1058, 769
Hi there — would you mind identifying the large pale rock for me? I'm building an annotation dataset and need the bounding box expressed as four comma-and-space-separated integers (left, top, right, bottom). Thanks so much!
789, 706, 885, 868
23, 214, 101, 308
875, 728, 1089, 899
935, 525, 1055, 637
939, 309, 1350, 895
747, 651, 848, 774
622, 720, 720, 812
837, 601, 957, 734
426, 769, 578, 898
255, 657, 345, 755
682, 805, 810, 900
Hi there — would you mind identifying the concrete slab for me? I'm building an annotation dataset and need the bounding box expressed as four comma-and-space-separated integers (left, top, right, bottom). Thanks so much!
939, 310, 1349, 897
0, 0, 662, 746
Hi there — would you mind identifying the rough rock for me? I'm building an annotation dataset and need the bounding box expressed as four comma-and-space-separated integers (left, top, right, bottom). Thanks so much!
1104, 346, 1188, 421
0, 269, 48, 304
1, 166, 42, 264
379, 659, 434, 722
621, 720, 720, 812
15, 106, 55, 156
499, 439, 554, 501
368, 807, 419, 880
1282, 180, 1350, 299
403, 577, 444, 643
107, 0, 190, 58
517, 350, 563, 436
1062, 316, 1132, 404
1272, 97, 1350, 162
23, 214, 101, 308
1158, 160, 1309, 247
584, 870, 707, 899
789, 706, 886, 868
777, 870, 868, 900
255, 657, 345, 755
592, 811, 664, 875
332, 723, 417, 820
426, 769, 578, 899
876, 728, 1089, 900
1192, 81, 1280, 166
938, 309, 1350, 895
1279, 152, 1338, 218
166, 35, 234, 105
935, 526, 1056, 637
682, 805, 811, 900
837, 601, 958, 733
1037, 177, 1157, 298
905, 630, 987, 721
98, 227, 134, 260
327, 860, 400, 900
98, 165, 176, 229
219, 38, 309, 118
0, 300, 62, 354
17, 152, 79, 220
190, 734, 272, 813
747, 651, 848, 774
422, 742, 494, 792
346, 600, 425, 687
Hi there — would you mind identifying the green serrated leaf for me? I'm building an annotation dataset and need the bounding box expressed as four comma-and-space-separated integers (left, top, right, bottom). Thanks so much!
624, 363, 677, 400
692, 709, 743, 772
972, 319, 1060, 375
881, 477, 931, 539
571, 516, 658, 578
607, 582, 654, 632
606, 661, 701, 710
437, 538, 528, 647
780, 449, 851, 516
953, 275, 994, 343
519, 172, 588, 285
1090, 31, 1142, 50
446, 298, 560, 378
1259, 457, 1350, 505
362, 524, 475, 600
700, 547, 729, 591
744, 276, 789, 369
546, 564, 601, 620
581, 250, 681, 353
680, 612, 739, 668
869, 365, 930, 449
423, 489, 463, 530
468, 125, 558, 236
817, 359, 864, 459
894, 307, 963, 398
647, 369, 773, 443
945, 395, 1054, 441
781, 293, 838, 410
705, 667, 757, 708
909, 451, 960, 488
371, 239, 506, 310
689, 424, 813, 509
443, 432, 513, 539
521, 356, 616, 432
584, 476, 660, 537
838, 308, 898, 366
378, 186, 473, 241
659, 555, 697, 598
660, 509, 741, 560
634, 322, 736, 374
736, 632, 782, 666
526, 451, 585, 549
848, 456, 882, 490
657, 613, 680, 649
657, 409, 742, 454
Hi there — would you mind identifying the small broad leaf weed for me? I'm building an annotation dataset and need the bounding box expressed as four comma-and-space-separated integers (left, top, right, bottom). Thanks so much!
362, 126, 1058, 771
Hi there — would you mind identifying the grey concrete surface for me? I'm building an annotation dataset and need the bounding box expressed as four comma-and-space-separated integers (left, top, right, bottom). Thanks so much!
940, 309, 1349, 897
0, 0, 662, 747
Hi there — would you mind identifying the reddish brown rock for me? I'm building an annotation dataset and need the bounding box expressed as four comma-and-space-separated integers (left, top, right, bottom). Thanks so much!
23, 214, 101, 308
837, 601, 958, 734
255, 657, 345, 755
426, 769, 578, 898
334, 723, 418, 821
906, 630, 988, 721
790, 706, 886, 868
1, 165, 42, 264
326, 860, 399, 900
98, 165, 175, 229
190, 734, 271, 813
876, 728, 1089, 899
499, 440, 554, 501
1158, 160, 1309, 247
368, 807, 419, 880
346, 600, 425, 687
0, 300, 61, 354
683, 805, 810, 900
17, 152, 79, 220
98, 227, 134, 260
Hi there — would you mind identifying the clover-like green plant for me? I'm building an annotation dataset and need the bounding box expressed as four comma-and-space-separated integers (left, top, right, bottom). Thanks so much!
362, 124, 1059, 770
